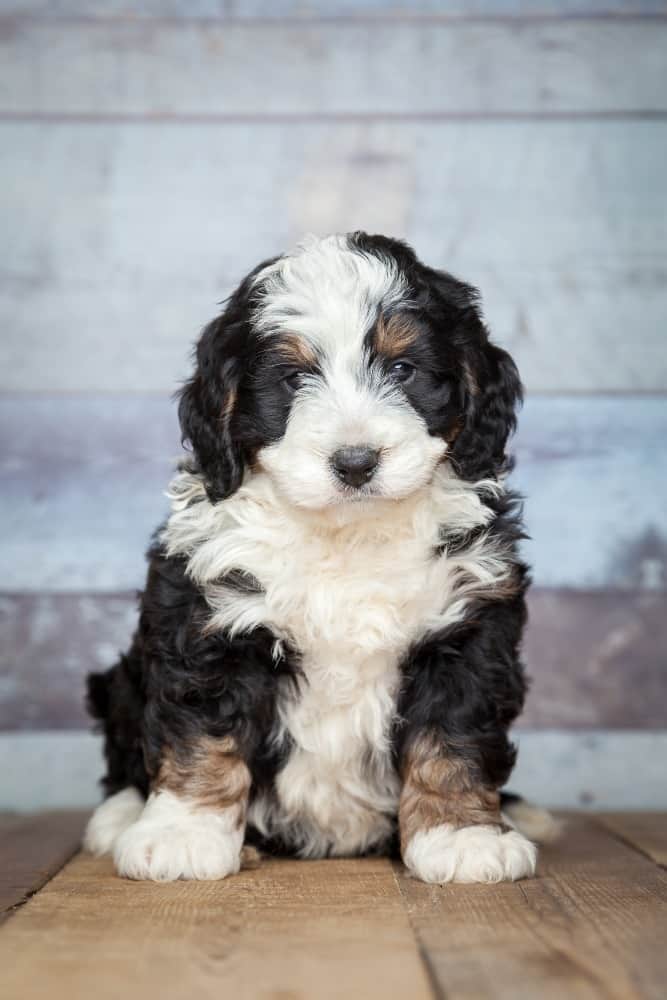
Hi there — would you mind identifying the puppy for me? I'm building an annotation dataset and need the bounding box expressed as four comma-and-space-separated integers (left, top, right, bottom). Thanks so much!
84, 232, 551, 884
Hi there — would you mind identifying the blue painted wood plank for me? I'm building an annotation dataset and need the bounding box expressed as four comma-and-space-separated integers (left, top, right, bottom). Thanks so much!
0, 395, 665, 591
0, 396, 177, 591
3, 728, 665, 812
514, 396, 667, 589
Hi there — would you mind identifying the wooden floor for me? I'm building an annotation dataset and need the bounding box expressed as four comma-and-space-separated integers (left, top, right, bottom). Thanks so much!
1, 813, 666, 1000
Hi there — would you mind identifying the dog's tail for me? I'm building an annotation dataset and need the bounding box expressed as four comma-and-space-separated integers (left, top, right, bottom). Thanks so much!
500, 792, 563, 844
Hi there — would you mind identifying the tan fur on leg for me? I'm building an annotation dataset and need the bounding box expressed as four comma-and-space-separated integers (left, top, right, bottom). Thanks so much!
400, 732, 536, 884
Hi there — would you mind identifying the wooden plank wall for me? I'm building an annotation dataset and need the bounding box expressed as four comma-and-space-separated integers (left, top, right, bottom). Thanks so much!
0, 3, 665, 788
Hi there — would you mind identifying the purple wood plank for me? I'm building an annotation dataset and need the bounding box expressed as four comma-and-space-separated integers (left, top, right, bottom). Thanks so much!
0, 589, 665, 731
0, 593, 137, 729
521, 589, 667, 728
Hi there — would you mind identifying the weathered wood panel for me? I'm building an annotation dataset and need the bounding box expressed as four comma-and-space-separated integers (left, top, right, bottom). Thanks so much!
3, 20, 666, 116
1, 588, 665, 730
395, 814, 667, 1000
511, 732, 667, 809
0, 811, 86, 922
0, 593, 137, 729
2, 395, 664, 591
0, 853, 433, 1000
0, 396, 176, 591
521, 590, 667, 727
3, 1, 666, 18
512, 396, 667, 590
1, 121, 666, 392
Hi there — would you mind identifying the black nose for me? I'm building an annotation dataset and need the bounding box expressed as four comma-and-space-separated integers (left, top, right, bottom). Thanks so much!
331, 446, 380, 487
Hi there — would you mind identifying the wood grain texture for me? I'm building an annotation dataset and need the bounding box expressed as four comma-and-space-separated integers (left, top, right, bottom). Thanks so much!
598, 812, 667, 866
2, 122, 666, 393
0, 810, 86, 922
1, 814, 666, 1000
1, 395, 664, 591
3, 20, 666, 116
395, 813, 667, 1000
3, 1, 667, 17
0, 853, 434, 1000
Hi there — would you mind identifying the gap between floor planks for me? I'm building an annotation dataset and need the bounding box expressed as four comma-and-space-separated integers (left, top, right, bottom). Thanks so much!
596, 812, 667, 868
1, 812, 666, 999
0, 810, 88, 923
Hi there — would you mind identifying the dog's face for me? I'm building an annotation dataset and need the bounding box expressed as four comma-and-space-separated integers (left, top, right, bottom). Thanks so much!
179, 233, 522, 508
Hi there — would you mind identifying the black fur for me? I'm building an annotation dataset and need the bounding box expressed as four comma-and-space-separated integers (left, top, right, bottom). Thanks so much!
88, 536, 302, 845
88, 232, 529, 859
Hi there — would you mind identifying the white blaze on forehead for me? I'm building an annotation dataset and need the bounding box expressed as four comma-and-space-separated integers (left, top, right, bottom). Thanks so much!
249, 234, 443, 510
252, 234, 407, 357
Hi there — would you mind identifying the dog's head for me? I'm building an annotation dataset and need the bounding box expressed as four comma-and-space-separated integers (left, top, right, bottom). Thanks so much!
178, 233, 522, 509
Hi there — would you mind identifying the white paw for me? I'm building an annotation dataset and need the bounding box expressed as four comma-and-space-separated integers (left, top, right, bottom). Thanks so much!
112, 790, 243, 882
404, 823, 537, 884
83, 787, 145, 856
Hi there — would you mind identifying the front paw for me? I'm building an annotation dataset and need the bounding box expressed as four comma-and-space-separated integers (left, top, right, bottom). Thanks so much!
113, 791, 243, 882
403, 823, 537, 884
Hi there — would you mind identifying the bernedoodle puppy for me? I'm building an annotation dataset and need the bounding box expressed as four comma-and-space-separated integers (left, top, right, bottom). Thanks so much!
84, 232, 556, 884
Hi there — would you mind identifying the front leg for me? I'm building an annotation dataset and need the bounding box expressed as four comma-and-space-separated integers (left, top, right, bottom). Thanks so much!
399, 732, 536, 884
397, 596, 537, 884
114, 736, 250, 882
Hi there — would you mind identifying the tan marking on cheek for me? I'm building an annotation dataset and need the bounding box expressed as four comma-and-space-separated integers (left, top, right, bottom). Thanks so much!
156, 735, 251, 827
462, 359, 479, 397
444, 415, 464, 445
399, 733, 502, 852
374, 313, 420, 358
222, 386, 237, 420
276, 333, 318, 368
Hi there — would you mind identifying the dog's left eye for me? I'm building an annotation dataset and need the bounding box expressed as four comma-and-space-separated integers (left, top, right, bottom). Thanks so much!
388, 360, 416, 384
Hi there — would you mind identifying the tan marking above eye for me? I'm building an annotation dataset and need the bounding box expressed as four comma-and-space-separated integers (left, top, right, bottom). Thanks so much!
275, 333, 319, 368
374, 313, 420, 359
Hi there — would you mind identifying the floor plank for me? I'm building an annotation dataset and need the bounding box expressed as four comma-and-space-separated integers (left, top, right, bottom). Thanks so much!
0, 811, 87, 922
394, 815, 667, 1000
597, 813, 667, 867
0, 853, 434, 1000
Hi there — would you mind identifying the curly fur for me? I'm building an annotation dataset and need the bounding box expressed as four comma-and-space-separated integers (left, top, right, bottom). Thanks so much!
85, 232, 543, 883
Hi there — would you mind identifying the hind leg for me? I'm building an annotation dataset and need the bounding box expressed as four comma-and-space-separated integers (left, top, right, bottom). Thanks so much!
85, 645, 149, 856
84, 787, 145, 856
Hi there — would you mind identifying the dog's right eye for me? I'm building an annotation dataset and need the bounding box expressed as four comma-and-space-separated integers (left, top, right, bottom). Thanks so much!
282, 369, 305, 392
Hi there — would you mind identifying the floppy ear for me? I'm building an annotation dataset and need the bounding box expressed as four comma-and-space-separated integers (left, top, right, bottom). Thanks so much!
449, 341, 523, 482
178, 316, 245, 503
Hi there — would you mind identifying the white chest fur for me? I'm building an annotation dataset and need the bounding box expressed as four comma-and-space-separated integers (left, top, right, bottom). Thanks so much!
163, 467, 513, 856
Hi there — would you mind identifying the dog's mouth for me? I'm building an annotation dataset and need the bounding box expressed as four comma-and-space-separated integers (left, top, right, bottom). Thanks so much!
335, 484, 382, 502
